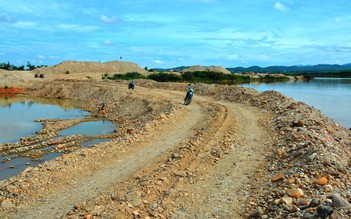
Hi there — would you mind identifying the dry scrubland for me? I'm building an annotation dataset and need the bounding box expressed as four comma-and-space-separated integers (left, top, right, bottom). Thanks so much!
0, 61, 350, 219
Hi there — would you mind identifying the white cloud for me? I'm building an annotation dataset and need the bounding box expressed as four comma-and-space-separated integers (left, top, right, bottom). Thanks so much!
14, 21, 37, 28
48, 55, 62, 59
57, 24, 100, 32
274, 2, 290, 12
227, 54, 241, 61
102, 40, 113, 45
153, 60, 164, 64
37, 55, 45, 59
100, 15, 120, 24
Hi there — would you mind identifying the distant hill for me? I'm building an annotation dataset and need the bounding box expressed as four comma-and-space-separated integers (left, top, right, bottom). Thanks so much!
151, 63, 351, 78
181, 65, 232, 74
227, 63, 351, 74
153, 66, 189, 72
155, 63, 351, 74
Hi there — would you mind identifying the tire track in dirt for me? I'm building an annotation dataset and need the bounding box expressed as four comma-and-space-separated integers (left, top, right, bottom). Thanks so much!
3, 85, 272, 219
182, 101, 272, 218
136, 96, 272, 218
8, 89, 208, 219
65, 95, 272, 218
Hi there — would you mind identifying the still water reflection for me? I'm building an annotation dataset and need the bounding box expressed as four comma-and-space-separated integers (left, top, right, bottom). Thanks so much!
58, 120, 116, 136
242, 77, 351, 128
0, 97, 89, 143
0, 97, 115, 181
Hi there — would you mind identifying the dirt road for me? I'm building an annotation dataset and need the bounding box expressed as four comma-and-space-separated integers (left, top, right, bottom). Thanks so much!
1, 80, 272, 218
2, 68, 351, 219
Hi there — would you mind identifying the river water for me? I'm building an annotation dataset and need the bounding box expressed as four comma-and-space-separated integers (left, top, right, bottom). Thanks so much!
242, 77, 351, 129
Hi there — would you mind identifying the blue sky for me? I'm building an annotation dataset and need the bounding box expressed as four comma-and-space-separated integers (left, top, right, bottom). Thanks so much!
1, 0, 350, 68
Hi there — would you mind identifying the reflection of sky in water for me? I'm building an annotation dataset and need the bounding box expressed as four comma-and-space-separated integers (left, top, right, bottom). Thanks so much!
0, 100, 89, 143
0, 98, 115, 180
0, 152, 62, 181
242, 78, 351, 128
80, 138, 113, 147
0, 138, 112, 180
58, 121, 115, 136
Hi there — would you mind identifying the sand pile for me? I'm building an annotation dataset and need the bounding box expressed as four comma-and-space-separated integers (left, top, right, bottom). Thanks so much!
181, 65, 232, 74
0, 71, 28, 85
32, 61, 148, 75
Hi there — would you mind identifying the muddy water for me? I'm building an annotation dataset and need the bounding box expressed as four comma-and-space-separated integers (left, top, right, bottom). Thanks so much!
0, 97, 115, 181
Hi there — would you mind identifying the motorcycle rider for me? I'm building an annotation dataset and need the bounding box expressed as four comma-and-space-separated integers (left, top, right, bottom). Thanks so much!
128, 81, 135, 90
184, 83, 194, 104
188, 83, 194, 90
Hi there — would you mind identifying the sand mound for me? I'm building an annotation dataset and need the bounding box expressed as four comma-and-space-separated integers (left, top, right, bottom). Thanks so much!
0, 70, 31, 85
181, 65, 232, 74
32, 61, 148, 75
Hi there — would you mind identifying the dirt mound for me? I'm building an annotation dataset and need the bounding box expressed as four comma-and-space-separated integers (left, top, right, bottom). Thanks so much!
32, 61, 148, 75
0, 70, 32, 85
181, 65, 232, 74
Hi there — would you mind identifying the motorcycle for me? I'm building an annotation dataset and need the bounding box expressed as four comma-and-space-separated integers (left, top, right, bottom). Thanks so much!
128, 81, 135, 90
184, 88, 194, 105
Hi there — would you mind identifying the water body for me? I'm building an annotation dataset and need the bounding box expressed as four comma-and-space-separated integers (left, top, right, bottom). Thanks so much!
0, 97, 90, 143
0, 97, 115, 180
58, 120, 116, 136
242, 77, 351, 128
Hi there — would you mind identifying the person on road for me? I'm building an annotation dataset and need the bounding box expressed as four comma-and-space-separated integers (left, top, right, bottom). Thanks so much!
184, 84, 194, 105
128, 81, 135, 90
188, 83, 194, 90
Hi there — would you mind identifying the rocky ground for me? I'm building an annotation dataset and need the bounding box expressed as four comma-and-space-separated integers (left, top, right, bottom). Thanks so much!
0, 68, 350, 219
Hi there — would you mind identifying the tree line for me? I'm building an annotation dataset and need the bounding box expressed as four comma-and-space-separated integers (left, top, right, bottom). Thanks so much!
0, 62, 47, 70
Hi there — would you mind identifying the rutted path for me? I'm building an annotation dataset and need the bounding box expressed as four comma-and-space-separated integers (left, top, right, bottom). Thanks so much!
182, 101, 271, 218
1, 83, 272, 219
6, 88, 207, 218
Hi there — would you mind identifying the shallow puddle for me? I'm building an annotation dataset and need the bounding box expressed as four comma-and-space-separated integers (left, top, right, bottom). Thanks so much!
0, 153, 61, 181
80, 138, 113, 147
0, 97, 89, 144
0, 97, 116, 181
58, 120, 116, 136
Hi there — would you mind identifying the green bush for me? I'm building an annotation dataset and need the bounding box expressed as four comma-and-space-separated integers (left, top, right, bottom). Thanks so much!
101, 73, 110, 80
261, 74, 289, 82
104, 72, 148, 80
181, 71, 250, 84
148, 73, 184, 82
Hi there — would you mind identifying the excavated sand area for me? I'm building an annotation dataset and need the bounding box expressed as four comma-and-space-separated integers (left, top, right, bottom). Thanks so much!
0, 68, 350, 219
